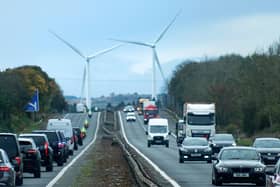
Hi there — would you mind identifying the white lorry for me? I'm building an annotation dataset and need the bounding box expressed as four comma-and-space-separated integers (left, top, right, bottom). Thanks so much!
181, 103, 216, 141
146, 118, 170, 148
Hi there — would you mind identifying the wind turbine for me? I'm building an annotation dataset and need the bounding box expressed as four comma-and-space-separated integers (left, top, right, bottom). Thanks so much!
50, 30, 121, 117
111, 11, 180, 100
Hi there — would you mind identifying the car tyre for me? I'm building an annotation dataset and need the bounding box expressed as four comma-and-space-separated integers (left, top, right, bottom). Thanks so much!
147, 141, 151, 147
15, 175, 23, 186
34, 170, 41, 178
57, 159, 64, 166
69, 149, 74, 156
207, 159, 212, 163
166, 142, 169, 148
256, 181, 265, 186
179, 155, 184, 163
46, 161, 53, 172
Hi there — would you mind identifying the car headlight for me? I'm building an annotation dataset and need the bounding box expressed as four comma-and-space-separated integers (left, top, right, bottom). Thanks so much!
254, 167, 264, 172
216, 166, 228, 173
232, 143, 236, 146
204, 147, 212, 152
212, 143, 217, 146
277, 153, 280, 156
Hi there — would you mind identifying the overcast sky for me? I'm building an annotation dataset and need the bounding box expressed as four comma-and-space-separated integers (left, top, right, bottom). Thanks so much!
1, 0, 280, 97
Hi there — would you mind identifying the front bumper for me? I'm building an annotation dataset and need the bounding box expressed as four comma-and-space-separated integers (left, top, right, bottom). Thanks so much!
216, 172, 265, 184
180, 151, 212, 161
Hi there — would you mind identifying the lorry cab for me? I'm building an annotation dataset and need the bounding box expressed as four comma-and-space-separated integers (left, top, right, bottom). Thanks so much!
47, 118, 74, 155
184, 103, 216, 140
146, 118, 170, 148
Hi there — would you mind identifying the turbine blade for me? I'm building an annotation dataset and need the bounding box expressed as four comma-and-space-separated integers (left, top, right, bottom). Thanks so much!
109, 38, 152, 48
49, 30, 86, 59
80, 65, 86, 102
87, 44, 123, 60
154, 10, 181, 44
153, 49, 168, 84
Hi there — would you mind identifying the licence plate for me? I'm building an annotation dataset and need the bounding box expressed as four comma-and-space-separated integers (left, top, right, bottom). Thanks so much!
233, 173, 249, 177
267, 156, 275, 160
191, 153, 201, 157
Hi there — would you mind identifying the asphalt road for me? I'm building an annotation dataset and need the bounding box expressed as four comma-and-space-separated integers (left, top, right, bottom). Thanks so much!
21, 112, 99, 187
120, 111, 263, 187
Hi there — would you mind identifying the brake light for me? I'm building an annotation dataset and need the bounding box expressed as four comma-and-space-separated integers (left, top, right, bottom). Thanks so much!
71, 137, 74, 144
27, 149, 37, 154
44, 142, 49, 156
0, 166, 10, 172
58, 142, 64, 148
15, 157, 21, 166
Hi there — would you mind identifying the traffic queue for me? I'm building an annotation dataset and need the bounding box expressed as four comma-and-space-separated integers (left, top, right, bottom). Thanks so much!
0, 117, 89, 186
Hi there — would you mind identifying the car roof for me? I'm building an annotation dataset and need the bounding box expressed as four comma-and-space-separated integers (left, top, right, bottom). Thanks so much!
33, 130, 58, 133
255, 137, 280, 141
0, 133, 16, 136
19, 133, 46, 137
184, 137, 207, 141
149, 118, 168, 125
18, 137, 34, 143
222, 146, 256, 150
214, 133, 233, 136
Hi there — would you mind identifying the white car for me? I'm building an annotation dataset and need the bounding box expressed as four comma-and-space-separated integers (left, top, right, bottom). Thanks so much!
126, 112, 136, 122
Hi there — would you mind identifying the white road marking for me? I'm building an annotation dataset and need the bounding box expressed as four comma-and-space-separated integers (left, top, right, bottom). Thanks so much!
46, 112, 101, 187
118, 111, 180, 187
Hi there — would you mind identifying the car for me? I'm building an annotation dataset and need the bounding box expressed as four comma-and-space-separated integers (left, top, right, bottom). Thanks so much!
18, 138, 41, 178
123, 105, 135, 113
47, 118, 75, 155
266, 159, 280, 187
179, 137, 212, 163
73, 127, 83, 146
146, 118, 170, 148
253, 137, 280, 165
0, 149, 16, 186
19, 133, 53, 172
72, 128, 78, 150
32, 130, 66, 166
212, 146, 266, 186
126, 112, 136, 122
0, 133, 23, 185
209, 133, 236, 155
57, 131, 69, 162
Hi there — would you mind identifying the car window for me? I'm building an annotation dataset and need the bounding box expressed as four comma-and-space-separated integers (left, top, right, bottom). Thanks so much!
45, 132, 59, 143
21, 136, 45, 147
213, 134, 234, 141
0, 136, 18, 158
150, 126, 167, 133
19, 141, 33, 151
220, 149, 259, 160
254, 140, 280, 148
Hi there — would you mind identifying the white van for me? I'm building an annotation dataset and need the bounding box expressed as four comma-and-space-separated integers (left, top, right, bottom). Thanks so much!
47, 118, 74, 154
146, 118, 170, 147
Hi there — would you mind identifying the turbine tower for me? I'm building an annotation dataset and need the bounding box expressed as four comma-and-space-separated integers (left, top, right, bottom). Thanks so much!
50, 30, 121, 117
111, 11, 180, 100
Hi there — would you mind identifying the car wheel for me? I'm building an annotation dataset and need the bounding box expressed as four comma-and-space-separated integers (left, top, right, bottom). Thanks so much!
57, 159, 64, 166
46, 162, 53, 172
69, 149, 74, 156
179, 156, 184, 163
207, 159, 212, 163
166, 142, 169, 148
256, 181, 265, 186
147, 141, 151, 147
15, 172, 23, 186
34, 170, 41, 178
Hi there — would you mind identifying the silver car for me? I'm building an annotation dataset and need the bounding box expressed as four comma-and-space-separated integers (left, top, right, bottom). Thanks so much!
0, 149, 15, 186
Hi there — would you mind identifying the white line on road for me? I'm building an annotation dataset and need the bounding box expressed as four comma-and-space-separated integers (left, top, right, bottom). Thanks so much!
118, 111, 180, 187
46, 112, 101, 187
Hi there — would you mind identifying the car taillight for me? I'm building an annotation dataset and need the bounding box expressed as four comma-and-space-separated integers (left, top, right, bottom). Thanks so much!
27, 149, 37, 154
0, 166, 10, 172
44, 142, 49, 156
15, 157, 21, 166
71, 137, 74, 144
58, 142, 64, 149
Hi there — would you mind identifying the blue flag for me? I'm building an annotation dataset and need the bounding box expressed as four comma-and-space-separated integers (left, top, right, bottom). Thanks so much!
24, 89, 39, 112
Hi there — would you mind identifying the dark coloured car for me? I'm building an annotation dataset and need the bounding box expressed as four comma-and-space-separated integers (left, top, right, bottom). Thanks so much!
266, 159, 280, 187
0, 149, 16, 186
212, 146, 266, 186
32, 130, 66, 166
179, 137, 212, 163
253, 137, 280, 165
73, 127, 83, 146
57, 131, 69, 161
210, 134, 236, 154
0, 133, 23, 186
19, 134, 53, 171
18, 138, 41, 178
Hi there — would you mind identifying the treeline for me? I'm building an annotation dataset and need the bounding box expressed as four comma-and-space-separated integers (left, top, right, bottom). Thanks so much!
168, 40, 280, 136
0, 66, 67, 132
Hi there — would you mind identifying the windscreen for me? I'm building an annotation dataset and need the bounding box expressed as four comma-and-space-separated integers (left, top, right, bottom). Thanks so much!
254, 140, 280, 148
0, 136, 18, 158
220, 149, 259, 160
150, 126, 167, 133
183, 138, 208, 146
21, 136, 45, 147
19, 141, 33, 151
213, 134, 234, 141
187, 113, 215, 125
45, 132, 58, 143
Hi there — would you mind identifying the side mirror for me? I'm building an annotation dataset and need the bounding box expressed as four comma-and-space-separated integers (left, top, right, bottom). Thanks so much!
145, 131, 148, 135
168, 131, 171, 135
